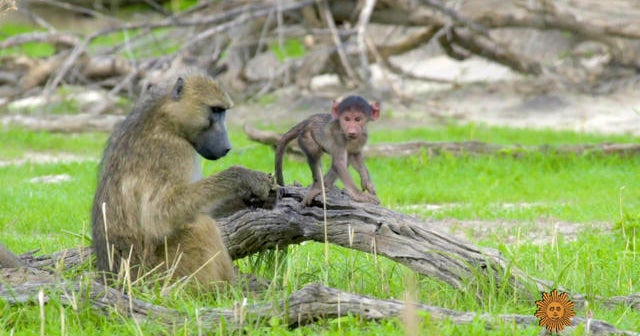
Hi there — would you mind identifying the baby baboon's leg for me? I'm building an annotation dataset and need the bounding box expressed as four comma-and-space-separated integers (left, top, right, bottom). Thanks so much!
349, 153, 378, 202
302, 154, 324, 205
323, 166, 338, 190
299, 133, 325, 205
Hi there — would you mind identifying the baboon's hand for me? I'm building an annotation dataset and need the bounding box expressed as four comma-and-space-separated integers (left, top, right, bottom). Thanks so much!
349, 190, 380, 205
367, 194, 381, 205
219, 166, 277, 208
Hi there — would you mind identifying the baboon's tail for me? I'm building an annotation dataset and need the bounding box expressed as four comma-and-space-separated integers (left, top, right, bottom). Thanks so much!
275, 121, 307, 186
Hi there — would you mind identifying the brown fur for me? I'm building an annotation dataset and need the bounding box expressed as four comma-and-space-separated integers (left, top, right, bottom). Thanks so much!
275, 95, 380, 205
92, 70, 273, 289
0, 243, 23, 268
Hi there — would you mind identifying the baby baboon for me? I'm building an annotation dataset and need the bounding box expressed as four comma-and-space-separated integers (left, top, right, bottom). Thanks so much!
0, 243, 23, 268
275, 95, 380, 205
92, 70, 274, 289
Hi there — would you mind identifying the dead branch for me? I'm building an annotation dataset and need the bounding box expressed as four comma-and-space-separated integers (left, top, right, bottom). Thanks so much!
417, 0, 489, 37
16, 246, 640, 314
376, 26, 441, 59
244, 124, 640, 157
0, 275, 635, 335
219, 185, 552, 297
5, 0, 640, 102
320, 0, 359, 84
355, 0, 377, 83
2, 114, 124, 133
0, 32, 79, 50
8, 0, 317, 98
330, 1, 544, 76
448, 27, 543, 75
474, 2, 640, 69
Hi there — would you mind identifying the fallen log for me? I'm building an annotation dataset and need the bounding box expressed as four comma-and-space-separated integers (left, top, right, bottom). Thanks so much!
0, 276, 634, 335
1, 114, 124, 133
219, 185, 550, 298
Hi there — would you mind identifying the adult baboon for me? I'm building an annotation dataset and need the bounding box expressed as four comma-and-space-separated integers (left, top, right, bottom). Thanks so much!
92, 70, 274, 289
275, 95, 380, 205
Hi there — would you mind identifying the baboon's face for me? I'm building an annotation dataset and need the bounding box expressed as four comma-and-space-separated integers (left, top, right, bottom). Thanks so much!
192, 106, 231, 160
337, 109, 368, 139
171, 74, 234, 160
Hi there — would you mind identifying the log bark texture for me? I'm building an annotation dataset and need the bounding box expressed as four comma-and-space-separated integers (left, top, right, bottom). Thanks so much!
218, 185, 551, 298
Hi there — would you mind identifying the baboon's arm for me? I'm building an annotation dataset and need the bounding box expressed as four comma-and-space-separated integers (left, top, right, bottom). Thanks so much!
331, 151, 361, 195
349, 152, 376, 195
156, 166, 273, 229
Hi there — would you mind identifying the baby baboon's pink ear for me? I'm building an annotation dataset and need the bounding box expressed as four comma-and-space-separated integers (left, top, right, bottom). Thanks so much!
331, 100, 340, 119
370, 101, 380, 121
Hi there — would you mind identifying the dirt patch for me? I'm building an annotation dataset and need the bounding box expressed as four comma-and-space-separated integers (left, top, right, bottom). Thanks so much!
433, 218, 609, 246
399, 202, 611, 245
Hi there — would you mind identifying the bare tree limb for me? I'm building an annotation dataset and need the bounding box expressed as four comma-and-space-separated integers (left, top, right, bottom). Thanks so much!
448, 28, 543, 75
0, 276, 635, 335
39, 0, 316, 95
417, 0, 489, 37
218, 185, 553, 298
0, 32, 80, 50
320, 0, 359, 84
355, 0, 377, 83
4, 0, 640, 101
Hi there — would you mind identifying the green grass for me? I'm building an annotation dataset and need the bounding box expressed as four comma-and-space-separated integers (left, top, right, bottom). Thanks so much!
1, 123, 639, 334
270, 38, 306, 62
0, 128, 105, 159
0, 22, 179, 59
0, 24, 55, 57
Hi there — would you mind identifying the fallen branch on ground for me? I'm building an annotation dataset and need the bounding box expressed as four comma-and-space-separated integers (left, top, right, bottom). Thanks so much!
0, 274, 634, 335
219, 185, 550, 298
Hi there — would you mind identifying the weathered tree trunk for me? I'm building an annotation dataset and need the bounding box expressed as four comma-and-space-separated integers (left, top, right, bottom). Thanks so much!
218, 185, 551, 298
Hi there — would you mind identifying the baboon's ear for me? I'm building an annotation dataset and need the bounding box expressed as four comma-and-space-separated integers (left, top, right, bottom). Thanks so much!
172, 77, 185, 100
370, 101, 380, 121
331, 100, 340, 119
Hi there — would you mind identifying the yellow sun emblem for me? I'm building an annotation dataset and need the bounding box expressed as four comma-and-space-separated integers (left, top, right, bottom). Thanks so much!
534, 289, 576, 333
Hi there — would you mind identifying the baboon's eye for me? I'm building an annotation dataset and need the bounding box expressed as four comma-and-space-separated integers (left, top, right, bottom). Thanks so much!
210, 106, 226, 114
